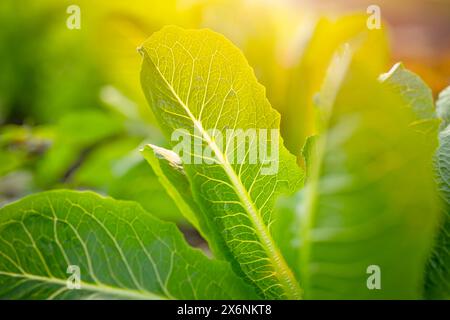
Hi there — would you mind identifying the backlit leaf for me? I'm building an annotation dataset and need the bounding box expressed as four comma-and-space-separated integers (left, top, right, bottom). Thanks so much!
139, 26, 303, 299
295, 44, 440, 299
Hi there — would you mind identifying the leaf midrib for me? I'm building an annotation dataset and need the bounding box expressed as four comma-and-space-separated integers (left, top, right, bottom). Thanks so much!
141, 48, 302, 299
0, 271, 167, 300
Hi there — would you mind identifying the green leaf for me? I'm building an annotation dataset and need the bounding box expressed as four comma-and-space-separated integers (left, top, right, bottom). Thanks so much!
295, 44, 440, 299
70, 137, 140, 188
380, 66, 449, 299
425, 87, 450, 299
301, 135, 319, 182
0, 190, 257, 299
139, 26, 303, 299
109, 161, 187, 224
0, 124, 51, 177
271, 193, 302, 282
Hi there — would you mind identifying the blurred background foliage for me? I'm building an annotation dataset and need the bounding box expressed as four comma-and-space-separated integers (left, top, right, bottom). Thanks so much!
0, 0, 449, 228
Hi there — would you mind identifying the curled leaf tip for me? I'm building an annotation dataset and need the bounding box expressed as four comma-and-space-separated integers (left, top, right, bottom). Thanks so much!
136, 46, 145, 57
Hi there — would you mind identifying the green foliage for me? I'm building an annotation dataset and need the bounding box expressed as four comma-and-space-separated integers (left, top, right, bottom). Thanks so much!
425, 86, 450, 299
380, 62, 436, 121
0, 1, 104, 124
285, 43, 440, 299
0, 9, 449, 299
35, 111, 124, 187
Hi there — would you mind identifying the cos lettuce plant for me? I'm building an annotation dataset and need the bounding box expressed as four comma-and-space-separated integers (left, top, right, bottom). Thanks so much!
0, 26, 448, 300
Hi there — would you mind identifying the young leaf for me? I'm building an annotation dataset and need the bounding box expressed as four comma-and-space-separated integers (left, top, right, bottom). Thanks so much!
295, 45, 440, 299
0, 190, 257, 299
139, 26, 303, 299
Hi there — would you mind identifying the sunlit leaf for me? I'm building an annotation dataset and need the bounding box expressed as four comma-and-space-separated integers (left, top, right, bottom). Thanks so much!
379, 62, 436, 120
425, 86, 450, 299
71, 138, 185, 224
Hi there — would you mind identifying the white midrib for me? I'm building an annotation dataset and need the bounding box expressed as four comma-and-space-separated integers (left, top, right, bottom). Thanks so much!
0, 271, 167, 300
143, 50, 302, 299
